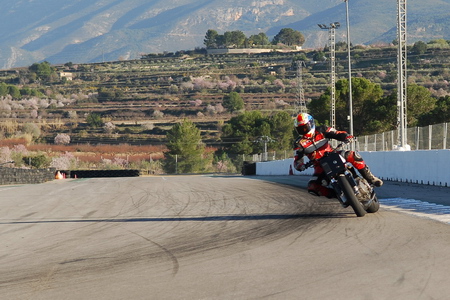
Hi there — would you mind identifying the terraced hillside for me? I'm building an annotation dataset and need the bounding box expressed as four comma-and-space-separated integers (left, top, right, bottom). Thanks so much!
1, 46, 450, 147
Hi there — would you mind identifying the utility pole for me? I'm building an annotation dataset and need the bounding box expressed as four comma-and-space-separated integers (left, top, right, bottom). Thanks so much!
295, 60, 307, 115
397, 0, 409, 150
318, 22, 340, 129
344, 0, 354, 150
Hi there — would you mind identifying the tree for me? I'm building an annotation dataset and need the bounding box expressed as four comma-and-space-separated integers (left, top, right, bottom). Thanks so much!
272, 28, 305, 46
54, 133, 71, 145
204, 29, 219, 48
0, 82, 8, 96
309, 78, 384, 135
406, 84, 436, 126
307, 92, 331, 127
164, 120, 207, 173
223, 30, 246, 48
23, 123, 41, 141
222, 91, 244, 112
412, 41, 427, 55
29, 61, 55, 82
268, 111, 295, 151
221, 111, 293, 155
312, 51, 326, 61
364, 93, 397, 134
7, 85, 21, 98
222, 111, 268, 155
248, 33, 269, 46
86, 113, 103, 128
419, 95, 450, 125
103, 122, 116, 134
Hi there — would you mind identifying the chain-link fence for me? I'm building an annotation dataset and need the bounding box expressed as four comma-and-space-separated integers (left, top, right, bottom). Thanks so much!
243, 122, 449, 164
357, 122, 449, 151
241, 150, 293, 162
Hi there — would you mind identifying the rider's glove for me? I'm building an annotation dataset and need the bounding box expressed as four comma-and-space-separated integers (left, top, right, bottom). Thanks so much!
344, 135, 354, 144
295, 162, 306, 172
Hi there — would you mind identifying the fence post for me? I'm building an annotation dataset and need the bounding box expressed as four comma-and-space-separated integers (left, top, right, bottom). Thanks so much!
415, 127, 420, 150
374, 134, 377, 151
428, 125, 432, 150
391, 131, 395, 151
444, 123, 448, 150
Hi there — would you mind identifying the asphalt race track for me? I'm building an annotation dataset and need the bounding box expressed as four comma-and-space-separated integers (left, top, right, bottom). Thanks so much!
1, 175, 450, 300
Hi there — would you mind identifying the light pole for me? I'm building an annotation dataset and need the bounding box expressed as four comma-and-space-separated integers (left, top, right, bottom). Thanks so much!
255, 136, 275, 161
318, 22, 340, 129
344, 0, 354, 148
397, 0, 409, 150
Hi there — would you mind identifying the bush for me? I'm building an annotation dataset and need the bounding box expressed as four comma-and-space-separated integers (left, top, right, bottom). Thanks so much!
86, 113, 103, 128
23, 154, 52, 169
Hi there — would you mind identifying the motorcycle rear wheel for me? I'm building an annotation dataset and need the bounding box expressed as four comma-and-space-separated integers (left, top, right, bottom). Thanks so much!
337, 175, 366, 217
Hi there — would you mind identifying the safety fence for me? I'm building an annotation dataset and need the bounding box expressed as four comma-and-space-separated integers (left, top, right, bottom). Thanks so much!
357, 123, 449, 151
245, 122, 449, 163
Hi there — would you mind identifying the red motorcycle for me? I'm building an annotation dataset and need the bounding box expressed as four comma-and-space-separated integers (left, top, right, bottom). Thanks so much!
304, 143, 380, 217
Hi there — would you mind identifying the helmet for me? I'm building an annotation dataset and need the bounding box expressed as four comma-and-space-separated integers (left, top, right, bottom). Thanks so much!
294, 113, 315, 138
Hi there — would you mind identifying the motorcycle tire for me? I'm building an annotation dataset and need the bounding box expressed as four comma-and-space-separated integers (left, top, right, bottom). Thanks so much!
337, 174, 366, 217
365, 196, 380, 213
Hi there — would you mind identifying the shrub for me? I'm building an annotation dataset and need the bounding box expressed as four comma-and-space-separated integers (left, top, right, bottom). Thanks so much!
103, 122, 116, 134
86, 113, 103, 128
23, 153, 51, 169
54, 133, 71, 145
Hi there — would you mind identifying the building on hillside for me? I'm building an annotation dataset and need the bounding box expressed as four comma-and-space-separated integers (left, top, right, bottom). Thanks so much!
59, 72, 73, 81
206, 47, 302, 55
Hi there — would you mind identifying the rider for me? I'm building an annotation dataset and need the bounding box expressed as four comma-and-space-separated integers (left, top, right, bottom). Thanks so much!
293, 113, 383, 198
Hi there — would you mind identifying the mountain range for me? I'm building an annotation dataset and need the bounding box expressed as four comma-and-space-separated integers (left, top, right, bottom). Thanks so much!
0, 0, 449, 69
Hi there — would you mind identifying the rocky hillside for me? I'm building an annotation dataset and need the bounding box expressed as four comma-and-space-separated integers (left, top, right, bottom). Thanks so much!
0, 0, 449, 69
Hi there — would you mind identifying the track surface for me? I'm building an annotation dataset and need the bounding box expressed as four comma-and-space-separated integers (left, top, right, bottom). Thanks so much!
1, 175, 450, 300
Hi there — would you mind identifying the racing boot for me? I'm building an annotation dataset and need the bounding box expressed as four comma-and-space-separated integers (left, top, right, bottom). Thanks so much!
359, 166, 383, 187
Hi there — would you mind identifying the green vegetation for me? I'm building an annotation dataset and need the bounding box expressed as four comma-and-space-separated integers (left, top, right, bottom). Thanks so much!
0, 40, 449, 173
23, 153, 52, 169
222, 92, 244, 113
164, 120, 207, 173
203, 28, 304, 49
272, 28, 305, 47
86, 113, 104, 128
222, 111, 294, 155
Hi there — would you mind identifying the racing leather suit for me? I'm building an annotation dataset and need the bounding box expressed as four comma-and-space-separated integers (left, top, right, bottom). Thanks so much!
293, 125, 368, 198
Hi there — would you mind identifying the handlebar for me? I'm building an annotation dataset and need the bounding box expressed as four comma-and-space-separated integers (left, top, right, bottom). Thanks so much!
301, 141, 348, 170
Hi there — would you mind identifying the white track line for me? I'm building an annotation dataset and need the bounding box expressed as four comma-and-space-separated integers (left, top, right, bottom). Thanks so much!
381, 198, 450, 224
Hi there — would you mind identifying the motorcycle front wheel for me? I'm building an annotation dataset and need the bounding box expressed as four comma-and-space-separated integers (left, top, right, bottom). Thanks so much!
365, 196, 380, 213
337, 174, 366, 217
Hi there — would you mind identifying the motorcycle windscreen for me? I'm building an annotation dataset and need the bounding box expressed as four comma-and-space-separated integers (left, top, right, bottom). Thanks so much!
320, 152, 346, 177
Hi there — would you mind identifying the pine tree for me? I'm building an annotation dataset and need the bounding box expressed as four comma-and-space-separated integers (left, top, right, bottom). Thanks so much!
164, 120, 206, 173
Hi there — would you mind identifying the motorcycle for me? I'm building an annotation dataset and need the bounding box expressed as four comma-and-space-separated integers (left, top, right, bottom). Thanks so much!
303, 143, 380, 217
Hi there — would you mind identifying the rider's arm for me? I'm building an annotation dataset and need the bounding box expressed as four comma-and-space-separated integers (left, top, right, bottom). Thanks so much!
321, 125, 352, 142
293, 138, 305, 171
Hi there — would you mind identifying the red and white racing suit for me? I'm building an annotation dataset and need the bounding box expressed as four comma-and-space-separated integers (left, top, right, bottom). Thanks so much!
293, 125, 365, 198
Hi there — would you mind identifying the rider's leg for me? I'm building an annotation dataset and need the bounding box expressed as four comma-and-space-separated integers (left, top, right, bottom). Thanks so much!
307, 173, 336, 198
343, 151, 383, 187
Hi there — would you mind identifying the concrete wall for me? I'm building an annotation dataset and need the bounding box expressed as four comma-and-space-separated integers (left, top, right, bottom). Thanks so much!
255, 150, 450, 187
